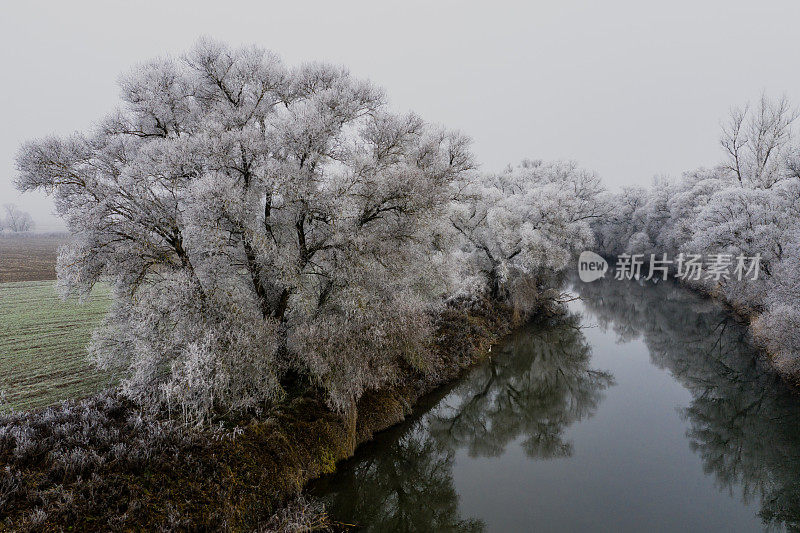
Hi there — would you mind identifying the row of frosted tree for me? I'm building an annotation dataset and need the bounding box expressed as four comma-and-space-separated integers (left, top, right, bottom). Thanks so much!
592, 95, 800, 380
16, 40, 603, 424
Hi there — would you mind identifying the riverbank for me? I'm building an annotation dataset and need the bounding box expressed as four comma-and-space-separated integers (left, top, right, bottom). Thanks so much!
0, 294, 547, 531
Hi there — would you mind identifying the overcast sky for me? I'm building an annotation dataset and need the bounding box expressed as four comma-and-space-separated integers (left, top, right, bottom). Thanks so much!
3, 0, 800, 229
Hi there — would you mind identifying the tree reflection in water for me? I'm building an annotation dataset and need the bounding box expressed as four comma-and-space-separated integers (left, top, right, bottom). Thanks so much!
576, 278, 800, 531
428, 314, 613, 460
312, 314, 613, 532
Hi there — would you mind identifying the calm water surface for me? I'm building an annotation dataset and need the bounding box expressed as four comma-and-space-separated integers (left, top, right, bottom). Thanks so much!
311, 279, 800, 532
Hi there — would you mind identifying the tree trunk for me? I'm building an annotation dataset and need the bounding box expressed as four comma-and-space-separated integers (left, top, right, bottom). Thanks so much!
488, 266, 504, 301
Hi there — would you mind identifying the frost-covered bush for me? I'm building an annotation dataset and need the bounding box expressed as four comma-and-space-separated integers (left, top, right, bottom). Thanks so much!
0, 393, 192, 499
293, 288, 435, 412
258, 495, 331, 532
754, 305, 800, 377
16, 39, 473, 421
753, 252, 800, 376
0, 391, 271, 530
89, 270, 284, 424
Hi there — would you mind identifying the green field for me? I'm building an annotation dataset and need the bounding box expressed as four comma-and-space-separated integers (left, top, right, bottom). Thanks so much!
0, 281, 114, 411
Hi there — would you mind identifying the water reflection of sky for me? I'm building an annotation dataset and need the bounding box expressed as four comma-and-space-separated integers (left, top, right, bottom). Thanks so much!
314, 279, 800, 532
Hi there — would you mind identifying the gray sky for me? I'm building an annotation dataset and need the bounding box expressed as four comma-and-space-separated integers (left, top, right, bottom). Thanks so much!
3, 0, 800, 230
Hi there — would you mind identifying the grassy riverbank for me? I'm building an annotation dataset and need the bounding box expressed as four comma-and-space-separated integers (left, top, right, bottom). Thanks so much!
0, 295, 530, 531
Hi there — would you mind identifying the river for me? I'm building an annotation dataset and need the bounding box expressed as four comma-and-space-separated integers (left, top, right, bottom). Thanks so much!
311, 278, 800, 532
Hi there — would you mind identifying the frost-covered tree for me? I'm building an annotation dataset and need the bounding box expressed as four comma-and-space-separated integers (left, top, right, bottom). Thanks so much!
721, 95, 797, 189
592, 186, 648, 257
16, 39, 473, 423
3, 204, 35, 233
450, 159, 604, 301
